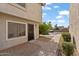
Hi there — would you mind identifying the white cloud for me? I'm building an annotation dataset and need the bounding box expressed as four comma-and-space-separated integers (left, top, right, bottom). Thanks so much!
56, 15, 63, 19
57, 24, 64, 26
57, 19, 65, 23
45, 7, 52, 10
43, 13, 47, 16
47, 20, 55, 22
59, 10, 69, 16
46, 3, 52, 6
52, 20, 56, 23
42, 6, 52, 10
42, 13, 47, 17
47, 19, 65, 23
53, 6, 59, 8
48, 20, 56, 23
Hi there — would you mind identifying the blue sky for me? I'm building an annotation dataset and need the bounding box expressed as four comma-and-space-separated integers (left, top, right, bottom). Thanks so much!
42, 3, 70, 27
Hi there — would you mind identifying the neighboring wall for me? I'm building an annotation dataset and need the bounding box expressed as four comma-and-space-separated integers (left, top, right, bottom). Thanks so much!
70, 4, 79, 51
0, 3, 42, 23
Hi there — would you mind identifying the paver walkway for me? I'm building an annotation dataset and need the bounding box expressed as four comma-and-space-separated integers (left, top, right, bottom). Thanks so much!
0, 33, 61, 56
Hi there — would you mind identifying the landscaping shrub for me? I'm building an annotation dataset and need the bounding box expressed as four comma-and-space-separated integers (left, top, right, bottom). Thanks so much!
62, 42, 74, 56
39, 23, 49, 35
62, 32, 71, 42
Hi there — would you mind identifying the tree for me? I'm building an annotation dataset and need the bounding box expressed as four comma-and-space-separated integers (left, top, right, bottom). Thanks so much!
47, 21, 53, 30
54, 24, 59, 30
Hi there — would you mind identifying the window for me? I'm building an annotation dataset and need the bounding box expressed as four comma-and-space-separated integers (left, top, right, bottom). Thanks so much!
17, 3, 26, 8
8, 22, 26, 38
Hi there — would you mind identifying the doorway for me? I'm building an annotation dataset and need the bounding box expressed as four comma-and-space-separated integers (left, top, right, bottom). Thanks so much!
28, 24, 34, 41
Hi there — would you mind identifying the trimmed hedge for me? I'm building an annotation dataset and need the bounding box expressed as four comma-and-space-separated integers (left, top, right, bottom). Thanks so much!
62, 32, 71, 42
59, 32, 75, 56
62, 42, 74, 56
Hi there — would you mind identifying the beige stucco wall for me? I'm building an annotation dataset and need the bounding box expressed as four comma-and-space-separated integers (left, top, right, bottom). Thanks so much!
0, 13, 6, 50
26, 3, 42, 23
0, 3, 42, 50
70, 4, 79, 51
0, 13, 39, 50
0, 3, 42, 23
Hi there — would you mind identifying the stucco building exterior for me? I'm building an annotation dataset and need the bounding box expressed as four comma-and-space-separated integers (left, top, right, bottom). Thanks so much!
70, 3, 79, 52
0, 3, 42, 50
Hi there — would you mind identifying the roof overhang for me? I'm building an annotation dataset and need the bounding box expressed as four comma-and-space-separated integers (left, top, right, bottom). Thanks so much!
41, 3, 46, 6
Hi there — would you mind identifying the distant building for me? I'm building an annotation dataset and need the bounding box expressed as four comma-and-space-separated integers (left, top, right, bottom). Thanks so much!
50, 26, 69, 33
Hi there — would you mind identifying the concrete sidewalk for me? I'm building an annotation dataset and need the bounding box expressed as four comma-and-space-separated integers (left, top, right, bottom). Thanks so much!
0, 34, 61, 56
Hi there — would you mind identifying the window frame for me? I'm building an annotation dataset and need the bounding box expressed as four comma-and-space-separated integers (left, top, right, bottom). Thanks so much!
6, 20, 27, 40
